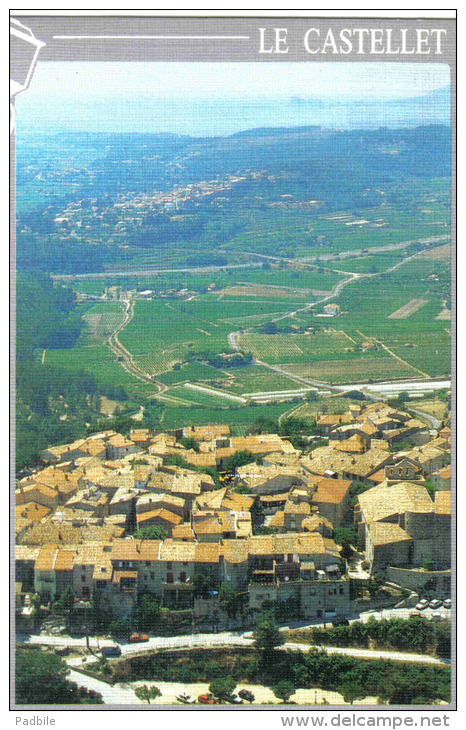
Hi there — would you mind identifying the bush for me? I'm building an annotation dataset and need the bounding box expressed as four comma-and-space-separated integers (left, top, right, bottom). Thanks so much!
209, 676, 236, 701
272, 680, 296, 703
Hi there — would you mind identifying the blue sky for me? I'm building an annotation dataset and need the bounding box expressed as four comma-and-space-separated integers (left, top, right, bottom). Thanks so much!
16, 61, 450, 135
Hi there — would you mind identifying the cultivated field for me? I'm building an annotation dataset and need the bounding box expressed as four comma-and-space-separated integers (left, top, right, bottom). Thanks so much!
388, 298, 428, 320
418, 243, 451, 260
218, 284, 327, 299
280, 356, 416, 385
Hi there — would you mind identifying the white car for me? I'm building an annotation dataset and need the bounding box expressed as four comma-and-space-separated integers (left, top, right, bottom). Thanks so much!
429, 599, 443, 610
443, 598, 452, 609
430, 612, 444, 622
415, 599, 429, 610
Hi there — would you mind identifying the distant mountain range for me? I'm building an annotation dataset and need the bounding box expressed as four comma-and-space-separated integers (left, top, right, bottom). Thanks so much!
17, 86, 450, 136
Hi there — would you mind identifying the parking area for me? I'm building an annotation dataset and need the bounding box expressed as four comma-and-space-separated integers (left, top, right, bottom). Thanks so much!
359, 603, 452, 624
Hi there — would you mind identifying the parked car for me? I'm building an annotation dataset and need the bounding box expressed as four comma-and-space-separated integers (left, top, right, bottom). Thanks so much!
101, 645, 121, 658
176, 694, 195, 704
129, 633, 149, 643
198, 694, 215, 705
415, 599, 429, 610
238, 689, 255, 703
429, 599, 442, 610
410, 611, 422, 618
430, 612, 444, 622
332, 617, 350, 627
225, 694, 243, 704
443, 598, 452, 609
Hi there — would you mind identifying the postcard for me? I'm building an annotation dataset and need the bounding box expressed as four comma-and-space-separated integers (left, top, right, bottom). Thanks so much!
10, 12, 455, 714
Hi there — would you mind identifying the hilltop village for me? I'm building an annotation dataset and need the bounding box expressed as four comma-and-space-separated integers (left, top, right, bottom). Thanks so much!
15, 400, 451, 629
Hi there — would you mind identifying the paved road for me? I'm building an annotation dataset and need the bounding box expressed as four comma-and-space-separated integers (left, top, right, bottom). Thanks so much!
67, 669, 136, 704
53, 263, 260, 281
235, 235, 450, 268
409, 407, 442, 430
20, 625, 450, 666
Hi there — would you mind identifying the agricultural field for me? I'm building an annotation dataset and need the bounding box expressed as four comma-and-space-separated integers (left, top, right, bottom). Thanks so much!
291, 397, 356, 419
280, 357, 416, 385
48, 242, 451, 405
330, 251, 410, 274
158, 401, 294, 432
218, 285, 320, 300
409, 394, 450, 420
156, 361, 229, 385
44, 342, 154, 399
219, 364, 305, 395
382, 330, 451, 378
239, 329, 376, 365
388, 299, 428, 320
230, 268, 344, 291
417, 243, 451, 261
81, 301, 126, 340
118, 298, 300, 374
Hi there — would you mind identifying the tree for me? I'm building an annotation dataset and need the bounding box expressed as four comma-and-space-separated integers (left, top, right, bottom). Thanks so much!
234, 484, 252, 495
193, 567, 217, 597
223, 450, 255, 473
134, 685, 162, 704
209, 677, 236, 702
334, 526, 358, 548
109, 617, 132, 638
133, 525, 168, 541
339, 679, 366, 705
219, 582, 248, 621
61, 585, 75, 612
272, 680, 296, 704
253, 611, 284, 656
434, 621, 451, 658
179, 436, 200, 452
248, 416, 279, 435
16, 647, 102, 704
133, 593, 161, 631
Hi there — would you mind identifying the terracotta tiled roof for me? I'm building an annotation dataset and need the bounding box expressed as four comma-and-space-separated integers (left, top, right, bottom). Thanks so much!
136, 508, 182, 526
172, 523, 195, 541
434, 491, 451, 515
312, 478, 352, 505
15, 502, 51, 523
53, 550, 75, 571
159, 541, 197, 562
269, 510, 285, 528
358, 482, 433, 523
220, 539, 249, 564
195, 543, 220, 563
35, 544, 59, 571
435, 465, 451, 480
369, 522, 412, 547
111, 539, 162, 562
